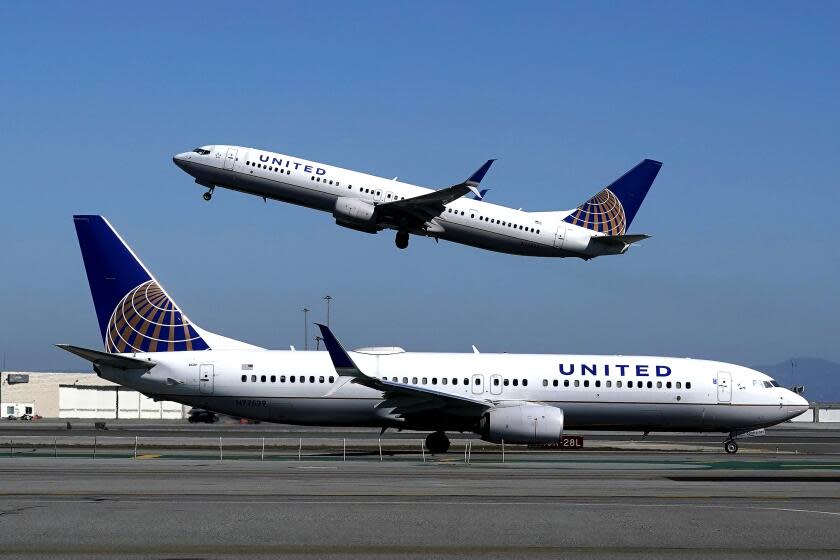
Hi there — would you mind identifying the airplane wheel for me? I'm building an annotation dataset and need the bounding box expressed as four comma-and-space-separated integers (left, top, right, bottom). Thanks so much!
395, 231, 409, 250
203, 191, 212, 201
724, 440, 738, 454
425, 431, 450, 454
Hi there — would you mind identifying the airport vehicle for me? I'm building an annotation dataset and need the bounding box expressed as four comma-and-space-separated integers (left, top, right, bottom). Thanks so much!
60, 216, 809, 454
173, 146, 662, 258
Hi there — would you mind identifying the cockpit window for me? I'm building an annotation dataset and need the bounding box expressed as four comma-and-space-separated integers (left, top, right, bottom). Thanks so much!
193, 148, 211, 155
762, 380, 780, 388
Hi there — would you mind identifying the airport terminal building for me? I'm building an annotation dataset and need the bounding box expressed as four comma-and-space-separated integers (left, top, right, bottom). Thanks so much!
1, 371, 186, 419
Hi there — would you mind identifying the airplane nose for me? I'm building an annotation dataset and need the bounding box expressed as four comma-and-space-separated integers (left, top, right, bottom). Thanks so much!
172, 152, 190, 170
794, 393, 810, 414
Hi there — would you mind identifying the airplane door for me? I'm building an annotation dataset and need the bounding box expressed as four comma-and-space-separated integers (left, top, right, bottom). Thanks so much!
490, 374, 502, 395
199, 364, 214, 395
471, 374, 485, 395
717, 372, 731, 403
554, 226, 566, 249
385, 191, 395, 202
223, 148, 237, 170
373, 189, 382, 202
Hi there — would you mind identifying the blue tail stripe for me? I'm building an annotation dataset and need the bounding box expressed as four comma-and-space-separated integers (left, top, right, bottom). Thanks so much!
605, 159, 662, 228
563, 159, 661, 234
74, 215, 210, 353
74, 216, 152, 343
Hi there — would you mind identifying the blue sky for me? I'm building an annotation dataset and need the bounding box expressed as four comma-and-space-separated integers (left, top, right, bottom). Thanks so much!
1, 2, 838, 371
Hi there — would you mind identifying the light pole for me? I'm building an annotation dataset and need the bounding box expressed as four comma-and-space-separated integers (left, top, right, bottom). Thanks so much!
303, 308, 310, 350
1, 352, 5, 421
323, 295, 333, 327
314, 335, 323, 351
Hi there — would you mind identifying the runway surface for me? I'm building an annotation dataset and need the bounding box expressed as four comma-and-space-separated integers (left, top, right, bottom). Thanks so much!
1, 452, 840, 559
2, 420, 840, 455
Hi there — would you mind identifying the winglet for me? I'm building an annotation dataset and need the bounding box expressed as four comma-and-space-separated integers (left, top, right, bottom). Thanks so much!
315, 323, 364, 377
471, 188, 490, 201
466, 159, 496, 187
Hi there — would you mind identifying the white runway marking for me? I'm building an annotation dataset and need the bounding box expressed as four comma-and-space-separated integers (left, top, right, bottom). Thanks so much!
18, 498, 840, 517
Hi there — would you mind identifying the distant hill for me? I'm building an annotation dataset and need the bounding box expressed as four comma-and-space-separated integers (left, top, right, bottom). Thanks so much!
753, 357, 840, 403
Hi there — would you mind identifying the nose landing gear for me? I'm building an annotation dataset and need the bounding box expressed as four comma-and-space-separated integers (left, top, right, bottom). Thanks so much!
202, 186, 214, 201
425, 431, 450, 454
395, 231, 409, 250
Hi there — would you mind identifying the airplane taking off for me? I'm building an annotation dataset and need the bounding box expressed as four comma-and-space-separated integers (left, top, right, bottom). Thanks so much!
60, 216, 808, 454
173, 146, 662, 258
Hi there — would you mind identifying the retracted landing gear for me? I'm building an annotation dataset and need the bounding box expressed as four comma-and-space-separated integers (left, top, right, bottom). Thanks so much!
202, 186, 215, 201
395, 231, 409, 250
425, 431, 450, 454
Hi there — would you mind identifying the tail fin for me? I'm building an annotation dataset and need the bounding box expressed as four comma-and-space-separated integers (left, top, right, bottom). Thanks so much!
563, 159, 662, 235
73, 216, 257, 353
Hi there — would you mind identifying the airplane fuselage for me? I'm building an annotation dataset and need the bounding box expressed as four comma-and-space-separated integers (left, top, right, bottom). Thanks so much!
103, 348, 807, 434
173, 145, 623, 258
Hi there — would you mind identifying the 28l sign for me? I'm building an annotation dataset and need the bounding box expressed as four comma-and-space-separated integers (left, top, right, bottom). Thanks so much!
560, 435, 584, 449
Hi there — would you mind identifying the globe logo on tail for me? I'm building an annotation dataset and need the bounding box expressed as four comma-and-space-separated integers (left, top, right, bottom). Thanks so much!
106, 280, 209, 353
563, 188, 626, 236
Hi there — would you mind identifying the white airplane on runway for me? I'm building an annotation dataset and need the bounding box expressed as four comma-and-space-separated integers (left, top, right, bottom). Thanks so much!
173, 146, 662, 258
60, 216, 808, 454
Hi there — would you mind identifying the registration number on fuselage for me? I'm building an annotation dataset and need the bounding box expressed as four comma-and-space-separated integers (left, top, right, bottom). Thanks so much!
235, 399, 268, 408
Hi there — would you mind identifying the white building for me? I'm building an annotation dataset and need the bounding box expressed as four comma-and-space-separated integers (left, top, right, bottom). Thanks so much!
1, 372, 186, 419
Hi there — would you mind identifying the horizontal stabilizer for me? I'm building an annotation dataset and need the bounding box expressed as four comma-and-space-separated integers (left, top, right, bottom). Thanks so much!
56, 344, 156, 370
590, 234, 650, 247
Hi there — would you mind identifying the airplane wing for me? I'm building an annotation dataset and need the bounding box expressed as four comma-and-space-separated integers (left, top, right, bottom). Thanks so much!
316, 324, 491, 419
56, 344, 156, 371
375, 160, 495, 224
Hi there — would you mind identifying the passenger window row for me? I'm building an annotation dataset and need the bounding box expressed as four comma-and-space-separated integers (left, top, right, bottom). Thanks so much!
335, 183, 406, 201
241, 374, 335, 384
445, 208, 540, 234
245, 160, 292, 175
541, 378, 691, 390
383, 376, 466, 386
497, 378, 529, 387
310, 176, 339, 187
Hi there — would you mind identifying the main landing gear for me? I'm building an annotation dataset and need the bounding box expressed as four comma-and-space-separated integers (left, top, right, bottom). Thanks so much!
202, 186, 215, 201
425, 431, 450, 454
395, 231, 409, 250
724, 431, 739, 454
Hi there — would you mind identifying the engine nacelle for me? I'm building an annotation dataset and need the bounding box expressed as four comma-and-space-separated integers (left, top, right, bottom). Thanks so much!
333, 197, 379, 233
479, 404, 564, 444
334, 196, 375, 223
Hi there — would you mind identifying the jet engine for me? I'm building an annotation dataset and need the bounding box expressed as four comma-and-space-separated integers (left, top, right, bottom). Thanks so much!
479, 404, 564, 444
333, 197, 379, 233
